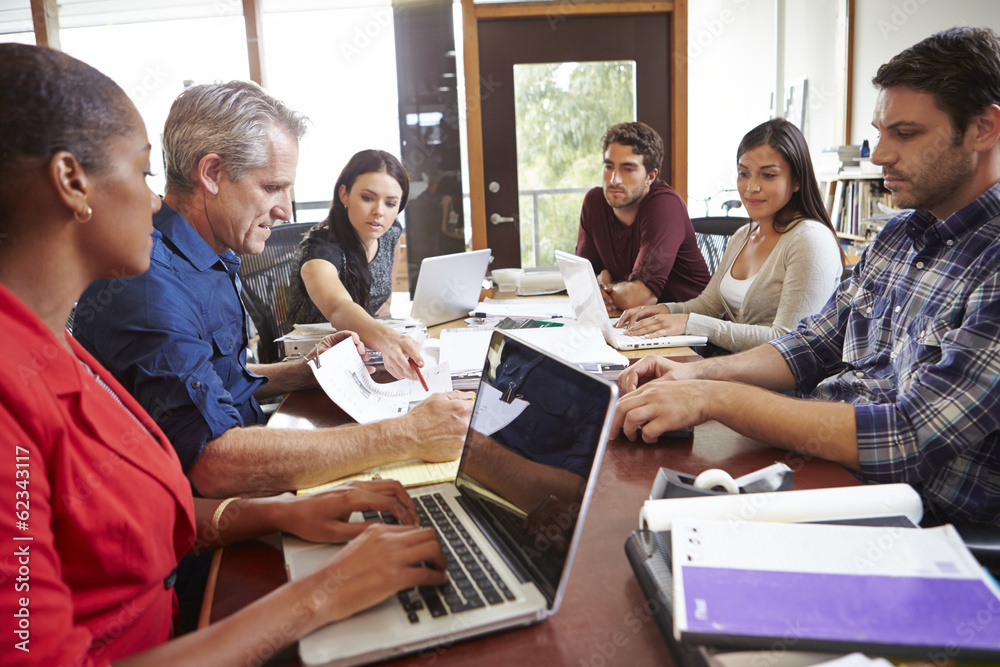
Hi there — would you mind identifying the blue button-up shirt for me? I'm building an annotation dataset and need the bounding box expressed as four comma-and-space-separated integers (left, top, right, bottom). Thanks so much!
74, 202, 266, 471
772, 182, 1000, 526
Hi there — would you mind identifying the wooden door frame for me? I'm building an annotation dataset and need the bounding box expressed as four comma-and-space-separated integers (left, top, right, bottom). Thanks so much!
460, 0, 687, 252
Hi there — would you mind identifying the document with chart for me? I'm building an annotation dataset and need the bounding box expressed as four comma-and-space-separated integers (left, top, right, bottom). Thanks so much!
309, 338, 452, 424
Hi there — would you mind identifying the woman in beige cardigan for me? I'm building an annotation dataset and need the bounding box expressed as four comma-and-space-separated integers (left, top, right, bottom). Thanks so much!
618, 118, 844, 353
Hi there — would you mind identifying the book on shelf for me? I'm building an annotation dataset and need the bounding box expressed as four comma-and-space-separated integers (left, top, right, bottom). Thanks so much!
825, 175, 896, 243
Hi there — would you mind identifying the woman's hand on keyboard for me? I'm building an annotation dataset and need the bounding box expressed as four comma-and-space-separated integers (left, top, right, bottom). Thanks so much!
616, 304, 669, 329
276, 480, 420, 543
623, 312, 689, 339
317, 523, 448, 622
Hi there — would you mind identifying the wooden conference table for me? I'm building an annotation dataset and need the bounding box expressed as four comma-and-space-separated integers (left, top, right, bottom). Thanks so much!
201, 343, 860, 666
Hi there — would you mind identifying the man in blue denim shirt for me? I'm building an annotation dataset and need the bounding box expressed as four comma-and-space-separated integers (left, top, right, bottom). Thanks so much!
612, 27, 1000, 527
75, 81, 473, 498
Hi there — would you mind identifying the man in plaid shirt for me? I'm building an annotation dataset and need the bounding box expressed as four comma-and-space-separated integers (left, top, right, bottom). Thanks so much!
613, 26, 1000, 527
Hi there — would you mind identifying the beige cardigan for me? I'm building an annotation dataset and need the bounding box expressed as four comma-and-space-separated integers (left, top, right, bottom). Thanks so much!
663, 219, 843, 352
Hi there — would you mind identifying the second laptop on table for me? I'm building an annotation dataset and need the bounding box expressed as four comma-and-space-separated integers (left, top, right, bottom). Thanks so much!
554, 249, 708, 350
409, 249, 492, 327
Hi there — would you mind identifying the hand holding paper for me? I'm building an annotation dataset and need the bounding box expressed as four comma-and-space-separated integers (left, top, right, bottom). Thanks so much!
310, 338, 453, 424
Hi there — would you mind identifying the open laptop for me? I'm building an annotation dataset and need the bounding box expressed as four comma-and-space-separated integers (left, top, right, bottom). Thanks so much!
282, 329, 618, 667
554, 249, 708, 350
409, 249, 492, 326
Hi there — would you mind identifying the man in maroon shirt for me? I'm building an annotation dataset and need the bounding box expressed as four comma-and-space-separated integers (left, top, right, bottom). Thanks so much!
576, 122, 710, 312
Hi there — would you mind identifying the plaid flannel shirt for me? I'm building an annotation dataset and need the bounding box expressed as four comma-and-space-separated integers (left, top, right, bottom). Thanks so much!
771, 182, 1000, 525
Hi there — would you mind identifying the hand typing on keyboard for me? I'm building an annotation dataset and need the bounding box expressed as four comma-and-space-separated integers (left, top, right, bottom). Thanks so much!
273, 479, 421, 543
317, 522, 449, 623
365, 494, 516, 624
617, 304, 690, 338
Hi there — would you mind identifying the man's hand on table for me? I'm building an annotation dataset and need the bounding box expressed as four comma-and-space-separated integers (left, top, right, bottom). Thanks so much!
613, 355, 709, 443
402, 390, 475, 462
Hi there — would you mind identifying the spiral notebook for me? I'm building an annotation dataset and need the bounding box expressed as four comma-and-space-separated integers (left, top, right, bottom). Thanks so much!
626, 519, 1000, 665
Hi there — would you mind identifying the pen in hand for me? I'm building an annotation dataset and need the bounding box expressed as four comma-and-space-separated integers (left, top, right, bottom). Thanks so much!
409, 357, 429, 392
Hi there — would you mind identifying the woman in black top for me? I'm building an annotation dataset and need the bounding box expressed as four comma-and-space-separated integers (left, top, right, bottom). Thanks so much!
287, 149, 424, 380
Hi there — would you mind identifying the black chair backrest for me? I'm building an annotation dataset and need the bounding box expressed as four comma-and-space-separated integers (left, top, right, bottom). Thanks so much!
237, 221, 313, 364
690, 216, 750, 276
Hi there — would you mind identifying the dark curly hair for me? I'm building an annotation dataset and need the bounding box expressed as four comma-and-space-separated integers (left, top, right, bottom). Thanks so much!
318, 150, 409, 310
872, 26, 1000, 137
601, 121, 663, 176
0, 44, 135, 227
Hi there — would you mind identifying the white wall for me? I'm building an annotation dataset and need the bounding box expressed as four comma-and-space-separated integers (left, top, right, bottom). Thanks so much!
782, 0, 839, 156
851, 0, 1000, 145
687, 0, 776, 217
687, 0, 1000, 214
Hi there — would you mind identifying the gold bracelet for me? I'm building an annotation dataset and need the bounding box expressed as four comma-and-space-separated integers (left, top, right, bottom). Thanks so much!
212, 497, 239, 546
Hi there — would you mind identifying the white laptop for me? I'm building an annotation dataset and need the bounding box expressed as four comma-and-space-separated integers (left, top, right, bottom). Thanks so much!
283, 329, 618, 667
409, 249, 492, 326
553, 249, 708, 350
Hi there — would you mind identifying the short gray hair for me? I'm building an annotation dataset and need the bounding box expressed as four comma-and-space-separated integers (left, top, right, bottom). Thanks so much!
162, 80, 308, 195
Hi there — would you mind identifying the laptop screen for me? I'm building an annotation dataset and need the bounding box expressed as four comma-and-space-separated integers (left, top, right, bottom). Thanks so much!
454, 330, 615, 606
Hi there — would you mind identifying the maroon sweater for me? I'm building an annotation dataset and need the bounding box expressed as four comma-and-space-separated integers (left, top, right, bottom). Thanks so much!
576, 179, 710, 303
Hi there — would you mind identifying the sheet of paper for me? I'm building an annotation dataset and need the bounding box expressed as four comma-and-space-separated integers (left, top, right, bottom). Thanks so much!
297, 458, 460, 495
310, 338, 452, 423
473, 297, 576, 319
278, 319, 425, 342
469, 382, 529, 436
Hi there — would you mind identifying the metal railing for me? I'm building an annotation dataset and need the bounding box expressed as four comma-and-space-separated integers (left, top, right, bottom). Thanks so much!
518, 186, 590, 266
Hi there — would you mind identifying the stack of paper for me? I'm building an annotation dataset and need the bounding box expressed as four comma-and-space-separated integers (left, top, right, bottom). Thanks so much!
277, 319, 425, 357
439, 325, 629, 374
297, 458, 461, 495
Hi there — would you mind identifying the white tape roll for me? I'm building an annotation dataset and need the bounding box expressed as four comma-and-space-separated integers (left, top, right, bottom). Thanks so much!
693, 468, 739, 494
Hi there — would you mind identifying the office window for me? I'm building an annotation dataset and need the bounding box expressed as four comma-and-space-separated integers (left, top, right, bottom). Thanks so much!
0, 31, 32, 44
59, 13, 250, 198
513, 60, 636, 267
0, 0, 32, 44
263, 1, 400, 223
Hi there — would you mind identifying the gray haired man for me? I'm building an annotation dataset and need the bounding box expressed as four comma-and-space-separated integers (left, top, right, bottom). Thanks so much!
75, 81, 473, 497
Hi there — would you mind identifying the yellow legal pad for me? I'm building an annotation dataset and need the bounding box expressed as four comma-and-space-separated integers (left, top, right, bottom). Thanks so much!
296, 458, 461, 495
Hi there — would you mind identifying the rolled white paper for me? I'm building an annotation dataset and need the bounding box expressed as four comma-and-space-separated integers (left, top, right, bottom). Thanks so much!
639, 483, 923, 530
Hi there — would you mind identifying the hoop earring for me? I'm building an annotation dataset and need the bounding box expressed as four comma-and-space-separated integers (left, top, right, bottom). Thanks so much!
74, 205, 92, 223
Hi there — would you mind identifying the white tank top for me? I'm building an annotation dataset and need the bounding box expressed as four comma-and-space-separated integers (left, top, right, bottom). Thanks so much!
719, 267, 755, 313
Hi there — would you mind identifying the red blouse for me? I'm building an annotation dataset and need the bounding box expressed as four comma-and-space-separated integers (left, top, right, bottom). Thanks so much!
0, 283, 196, 667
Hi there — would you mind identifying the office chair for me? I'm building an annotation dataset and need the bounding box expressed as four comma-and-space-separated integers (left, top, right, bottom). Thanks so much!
237, 221, 314, 364
690, 216, 750, 275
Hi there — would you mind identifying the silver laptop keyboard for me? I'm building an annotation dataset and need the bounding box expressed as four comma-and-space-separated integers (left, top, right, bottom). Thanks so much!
362, 492, 515, 623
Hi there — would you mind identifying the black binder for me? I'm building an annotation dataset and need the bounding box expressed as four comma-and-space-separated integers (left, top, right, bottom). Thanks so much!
624, 529, 717, 667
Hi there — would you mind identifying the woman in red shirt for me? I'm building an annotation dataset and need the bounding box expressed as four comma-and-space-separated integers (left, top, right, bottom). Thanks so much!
0, 43, 446, 667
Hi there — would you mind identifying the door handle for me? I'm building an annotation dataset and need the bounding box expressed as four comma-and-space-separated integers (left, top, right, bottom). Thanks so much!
490, 213, 515, 225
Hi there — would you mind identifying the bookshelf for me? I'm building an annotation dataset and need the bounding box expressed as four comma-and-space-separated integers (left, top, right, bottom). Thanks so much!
820, 173, 894, 247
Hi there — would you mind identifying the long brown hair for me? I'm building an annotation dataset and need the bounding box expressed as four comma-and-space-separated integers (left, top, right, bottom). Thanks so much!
320, 150, 410, 310
737, 118, 844, 265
